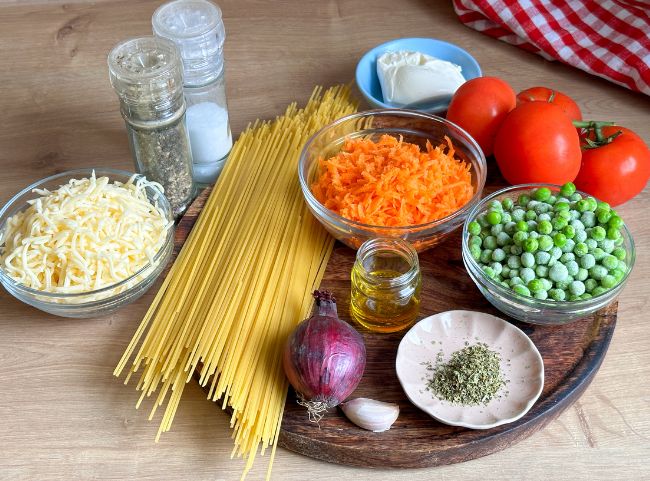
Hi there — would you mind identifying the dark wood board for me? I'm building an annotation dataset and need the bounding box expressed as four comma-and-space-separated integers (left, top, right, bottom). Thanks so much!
176, 185, 617, 469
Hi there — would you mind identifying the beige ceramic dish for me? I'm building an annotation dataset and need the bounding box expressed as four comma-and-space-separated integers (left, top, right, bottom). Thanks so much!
395, 310, 544, 429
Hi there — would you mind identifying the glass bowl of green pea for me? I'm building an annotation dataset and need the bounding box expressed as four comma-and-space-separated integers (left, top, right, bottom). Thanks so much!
461, 182, 635, 325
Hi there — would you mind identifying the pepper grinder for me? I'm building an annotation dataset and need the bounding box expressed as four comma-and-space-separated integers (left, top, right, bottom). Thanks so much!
153, 0, 233, 186
107, 36, 196, 218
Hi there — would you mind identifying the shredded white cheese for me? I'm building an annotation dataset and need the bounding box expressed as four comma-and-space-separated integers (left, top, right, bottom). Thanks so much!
0, 172, 173, 295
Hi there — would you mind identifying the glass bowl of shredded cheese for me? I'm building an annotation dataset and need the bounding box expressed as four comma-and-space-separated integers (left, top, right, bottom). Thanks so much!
299, 109, 487, 251
0, 168, 174, 318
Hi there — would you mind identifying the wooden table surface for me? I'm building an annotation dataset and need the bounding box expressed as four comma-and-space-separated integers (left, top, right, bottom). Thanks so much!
1, 1, 649, 480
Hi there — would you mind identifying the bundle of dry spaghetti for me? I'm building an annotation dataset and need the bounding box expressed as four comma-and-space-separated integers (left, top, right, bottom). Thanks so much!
114, 85, 358, 479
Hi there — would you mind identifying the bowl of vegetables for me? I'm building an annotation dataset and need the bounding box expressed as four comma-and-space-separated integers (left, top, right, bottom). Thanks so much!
0, 168, 174, 318
462, 183, 635, 325
299, 109, 487, 251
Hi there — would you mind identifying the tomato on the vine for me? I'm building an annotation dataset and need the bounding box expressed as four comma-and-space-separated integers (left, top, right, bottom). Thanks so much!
574, 125, 650, 206
493, 102, 582, 185
446, 77, 516, 157
516, 86, 582, 122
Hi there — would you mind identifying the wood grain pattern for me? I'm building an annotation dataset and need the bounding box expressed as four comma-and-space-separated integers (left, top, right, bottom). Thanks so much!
179, 185, 616, 468
1, 1, 649, 480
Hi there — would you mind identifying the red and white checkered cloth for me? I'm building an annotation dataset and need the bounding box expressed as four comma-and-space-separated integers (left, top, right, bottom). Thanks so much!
453, 0, 650, 95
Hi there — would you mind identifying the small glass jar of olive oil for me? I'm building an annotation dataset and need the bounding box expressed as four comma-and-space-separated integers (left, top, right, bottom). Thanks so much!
350, 238, 421, 333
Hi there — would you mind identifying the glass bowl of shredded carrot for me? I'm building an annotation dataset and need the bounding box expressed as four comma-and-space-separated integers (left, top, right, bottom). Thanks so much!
299, 109, 487, 251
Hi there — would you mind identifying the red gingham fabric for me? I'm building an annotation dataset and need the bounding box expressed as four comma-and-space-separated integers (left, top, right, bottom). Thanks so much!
453, 0, 650, 95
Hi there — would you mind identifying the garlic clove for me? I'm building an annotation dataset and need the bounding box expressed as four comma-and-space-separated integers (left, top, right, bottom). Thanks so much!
340, 398, 399, 432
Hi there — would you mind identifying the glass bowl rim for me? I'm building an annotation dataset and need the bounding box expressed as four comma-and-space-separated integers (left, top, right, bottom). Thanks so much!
0, 167, 174, 300
298, 108, 487, 233
461, 182, 636, 309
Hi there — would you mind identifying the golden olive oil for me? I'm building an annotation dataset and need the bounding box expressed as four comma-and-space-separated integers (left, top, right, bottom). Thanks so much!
350, 239, 421, 333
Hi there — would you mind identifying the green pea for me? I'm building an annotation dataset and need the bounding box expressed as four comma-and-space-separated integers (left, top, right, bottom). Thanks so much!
534, 187, 551, 201
601, 275, 617, 289
580, 211, 596, 228
575, 229, 587, 243
576, 268, 588, 282
538, 213, 552, 223
538, 235, 553, 252
482, 265, 496, 278
569, 280, 586, 296
513, 230, 528, 246
574, 242, 588, 257
513, 284, 531, 297
566, 260, 579, 276
602, 255, 619, 270
549, 288, 566, 301
516, 220, 529, 232
535, 251, 551, 265
525, 210, 537, 221
501, 212, 512, 223
612, 269, 625, 282
558, 209, 572, 221
549, 263, 569, 282
490, 224, 504, 236
596, 208, 611, 224
550, 246, 563, 260
597, 201, 610, 212
497, 232, 511, 246
523, 237, 539, 253
591, 286, 607, 297
504, 221, 517, 235
527, 221, 538, 232
490, 262, 503, 275
552, 216, 568, 231
486, 210, 502, 225
576, 199, 590, 212
492, 248, 506, 262
561, 239, 576, 253
591, 226, 606, 241
546, 234, 561, 250
510, 245, 523, 256
580, 254, 596, 269
612, 247, 626, 261
591, 247, 606, 261
521, 252, 535, 268
537, 220, 552, 235
483, 235, 497, 250
563, 225, 576, 239
554, 201, 570, 212
534, 203, 550, 214
489, 200, 503, 211
585, 278, 598, 293
533, 290, 548, 300
518, 194, 531, 207
509, 269, 520, 279
528, 278, 544, 293
614, 236, 625, 246
470, 244, 481, 260
520, 267, 535, 283
535, 265, 549, 278
570, 192, 582, 202
586, 197, 598, 211
580, 293, 592, 300
560, 182, 576, 197
510, 276, 523, 286
599, 239, 615, 253
502, 198, 514, 211
607, 226, 621, 240
511, 209, 525, 222
589, 265, 608, 280
608, 215, 623, 230
586, 238, 597, 250
508, 256, 522, 269
479, 249, 493, 264
468, 220, 481, 235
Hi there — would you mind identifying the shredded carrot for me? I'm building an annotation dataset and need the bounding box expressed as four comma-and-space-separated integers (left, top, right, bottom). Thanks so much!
311, 134, 474, 227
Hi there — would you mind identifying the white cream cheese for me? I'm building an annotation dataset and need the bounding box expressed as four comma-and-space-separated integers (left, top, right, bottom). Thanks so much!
377, 50, 466, 106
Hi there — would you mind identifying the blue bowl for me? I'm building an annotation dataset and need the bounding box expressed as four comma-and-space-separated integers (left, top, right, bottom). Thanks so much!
355, 37, 482, 113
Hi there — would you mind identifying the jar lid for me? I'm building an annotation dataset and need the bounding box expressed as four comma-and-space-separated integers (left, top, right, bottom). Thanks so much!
107, 36, 185, 121
152, 0, 225, 86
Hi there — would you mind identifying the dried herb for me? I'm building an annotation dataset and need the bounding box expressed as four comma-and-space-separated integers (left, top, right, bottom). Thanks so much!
425, 343, 506, 406
128, 116, 195, 218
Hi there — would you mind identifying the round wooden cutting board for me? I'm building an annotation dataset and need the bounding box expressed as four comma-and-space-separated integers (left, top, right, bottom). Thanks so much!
176, 185, 616, 469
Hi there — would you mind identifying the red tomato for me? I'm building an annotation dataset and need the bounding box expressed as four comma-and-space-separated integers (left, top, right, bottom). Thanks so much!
574, 126, 650, 206
446, 77, 516, 157
493, 102, 582, 185
517, 86, 582, 122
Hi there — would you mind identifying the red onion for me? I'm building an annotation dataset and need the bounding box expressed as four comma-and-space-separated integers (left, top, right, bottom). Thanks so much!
283, 290, 366, 422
